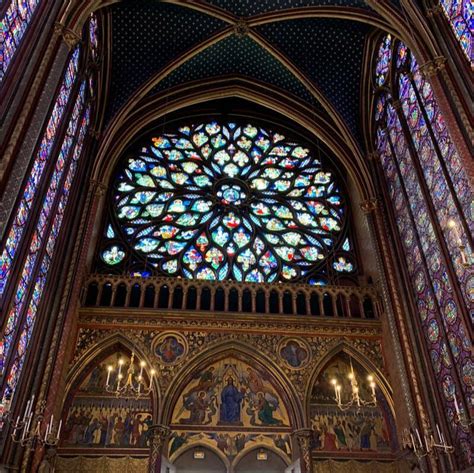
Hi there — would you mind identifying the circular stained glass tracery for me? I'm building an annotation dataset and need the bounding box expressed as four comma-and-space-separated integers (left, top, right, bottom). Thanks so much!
107, 122, 346, 283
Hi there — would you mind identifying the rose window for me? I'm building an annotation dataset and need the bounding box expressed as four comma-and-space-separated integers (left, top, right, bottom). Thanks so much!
102, 121, 351, 283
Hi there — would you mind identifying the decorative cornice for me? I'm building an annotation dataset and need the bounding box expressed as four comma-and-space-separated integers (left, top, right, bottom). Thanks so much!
360, 198, 379, 214
418, 56, 447, 78
54, 22, 81, 50
77, 308, 382, 337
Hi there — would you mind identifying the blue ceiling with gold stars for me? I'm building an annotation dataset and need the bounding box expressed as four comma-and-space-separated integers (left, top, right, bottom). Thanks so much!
107, 3, 227, 118
105, 0, 387, 148
150, 35, 325, 113
256, 18, 371, 141
203, 0, 371, 16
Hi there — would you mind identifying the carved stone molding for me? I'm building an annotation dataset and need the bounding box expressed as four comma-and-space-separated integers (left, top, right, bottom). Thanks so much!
360, 198, 379, 214
54, 23, 81, 50
367, 151, 379, 161
233, 19, 250, 37
293, 428, 314, 473
418, 56, 447, 78
148, 425, 170, 473
89, 179, 107, 197
88, 128, 101, 140
426, 4, 443, 17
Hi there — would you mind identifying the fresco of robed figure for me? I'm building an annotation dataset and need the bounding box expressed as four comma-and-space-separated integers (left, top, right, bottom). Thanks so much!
171, 356, 290, 428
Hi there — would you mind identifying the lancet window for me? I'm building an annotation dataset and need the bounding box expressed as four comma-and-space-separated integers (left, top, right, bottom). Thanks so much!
0, 23, 98, 402
439, 0, 472, 64
0, 0, 41, 83
98, 122, 358, 285
373, 35, 473, 463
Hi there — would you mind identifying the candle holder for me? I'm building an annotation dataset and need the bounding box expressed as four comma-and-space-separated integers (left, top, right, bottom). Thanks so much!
402, 425, 453, 459
447, 219, 473, 268
330, 360, 377, 411
105, 352, 155, 399
5, 396, 63, 448
452, 397, 473, 429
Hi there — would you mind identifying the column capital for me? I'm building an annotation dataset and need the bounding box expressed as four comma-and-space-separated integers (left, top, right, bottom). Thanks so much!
391, 99, 402, 111
360, 198, 379, 214
90, 179, 107, 197
149, 425, 171, 473
88, 128, 101, 140
367, 151, 379, 161
419, 56, 447, 78
426, 4, 444, 17
54, 23, 82, 50
293, 429, 313, 473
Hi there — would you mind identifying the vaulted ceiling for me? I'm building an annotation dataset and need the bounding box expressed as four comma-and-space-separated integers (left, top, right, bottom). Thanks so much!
103, 0, 398, 149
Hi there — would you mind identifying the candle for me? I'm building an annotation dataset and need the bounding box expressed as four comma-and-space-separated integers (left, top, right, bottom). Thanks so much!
149, 369, 155, 390
415, 428, 422, 447
139, 361, 145, 380
23, 400, 31, 421
57, 419, 62, 439
424, 434, 430, 452
29, 395, 35, 417
26, 412, 32, 433
106, 366, 112, 386
453, 397, 460, 416
410, 433, 416, 452
447, 219, 461, 245
436, 424, 442, 444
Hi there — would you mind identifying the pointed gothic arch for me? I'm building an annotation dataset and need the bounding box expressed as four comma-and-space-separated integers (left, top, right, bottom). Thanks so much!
170, 441, 231, 469
161, 340, 304, 429
63, 333, 161, 419
304, 341, 394, 423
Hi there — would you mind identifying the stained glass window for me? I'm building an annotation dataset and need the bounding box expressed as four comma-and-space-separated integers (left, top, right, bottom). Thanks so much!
374, 35, 473, 465
3, 106, 91, 400
0, 0, 41, 82
100, 122, 355, 284
0, 47, 80, 296
439, 0, 472, 65
89, 13, 99, 61
0, 80, 87, 387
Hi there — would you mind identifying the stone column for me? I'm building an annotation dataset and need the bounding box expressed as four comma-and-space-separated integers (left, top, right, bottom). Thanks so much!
294, 429, 313, 473
148, 424, 170, 473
